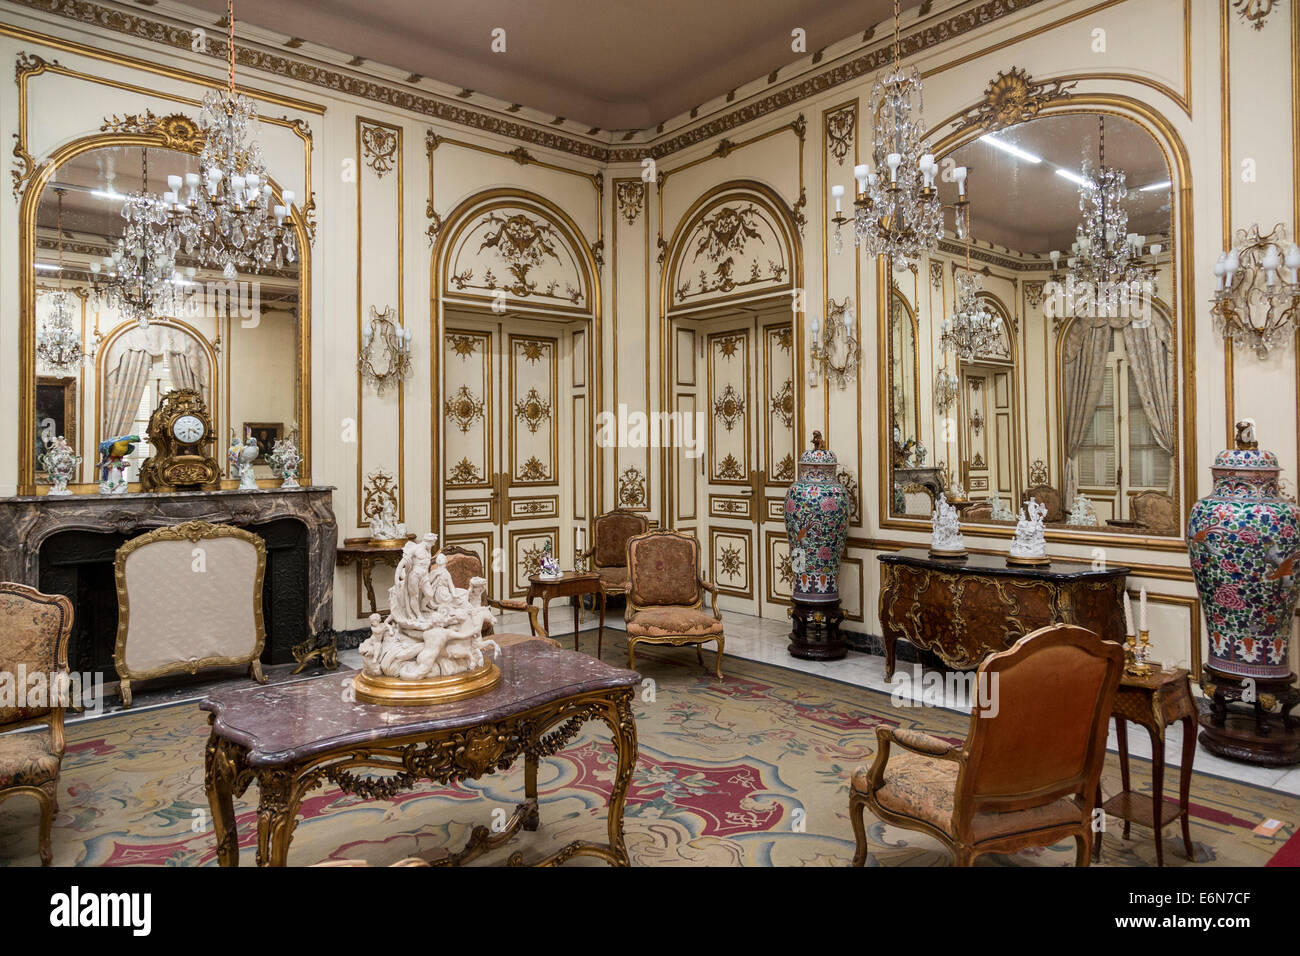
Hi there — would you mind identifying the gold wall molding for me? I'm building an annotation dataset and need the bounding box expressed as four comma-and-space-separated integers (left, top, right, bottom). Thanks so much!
951, 67, 1078, 132
360, 122, 399, 176
611, 176, 653, 514
616, 180, 645, 225
1233, 0, 1280, 30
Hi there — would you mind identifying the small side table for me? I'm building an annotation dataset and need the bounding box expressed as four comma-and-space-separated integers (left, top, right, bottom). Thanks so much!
336, 535, 415, 617
1094, 666, 1197, 866
527, 572, 605, 657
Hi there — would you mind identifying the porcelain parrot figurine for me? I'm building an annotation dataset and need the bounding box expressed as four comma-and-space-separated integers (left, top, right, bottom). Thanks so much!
97, 434, 141, 494
228, 431, 261, 490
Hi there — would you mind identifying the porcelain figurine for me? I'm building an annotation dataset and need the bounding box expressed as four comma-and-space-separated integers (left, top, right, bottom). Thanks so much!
41, 435, 81, 496
266, 436, 302, 488
783, 431, 851, 602
1187, 422, 1300, 680
369, 497, 405, 541
537, 539, 563, 579
96, 434, 140, 495
358, 532, 499, 681
1008, 497, 1049, 565
989, 496, 1016, 521
1066, 492, 1099, 527
227, 432, 260, 490
929, 493, 966, 557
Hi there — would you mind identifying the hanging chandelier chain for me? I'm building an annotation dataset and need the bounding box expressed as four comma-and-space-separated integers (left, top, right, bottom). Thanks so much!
227, 0, 237, 98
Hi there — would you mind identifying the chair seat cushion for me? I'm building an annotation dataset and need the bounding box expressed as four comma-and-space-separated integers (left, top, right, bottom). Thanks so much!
626, 606, 723, 638
596, 566, 630, 591
854, 750, 1083, 843
0, 729, 60, 789
493, 632, 562, 651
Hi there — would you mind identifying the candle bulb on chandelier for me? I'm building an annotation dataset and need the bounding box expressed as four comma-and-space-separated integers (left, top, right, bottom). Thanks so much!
832, 184, 844, 213
1286, 244, 1300, 284
954, 166, 967, 196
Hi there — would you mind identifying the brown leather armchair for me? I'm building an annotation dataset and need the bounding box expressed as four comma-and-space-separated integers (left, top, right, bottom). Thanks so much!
438, 546, 557, 648
849, 623, 1123, 867
578, 509, 649, 598
1022, 484, 1065, 522
624, 530, 724, 678
0, 583, 73, 866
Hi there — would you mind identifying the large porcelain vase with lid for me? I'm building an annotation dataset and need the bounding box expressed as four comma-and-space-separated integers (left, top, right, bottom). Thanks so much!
783, 431, 851, 603
1186, 423, 1300, 681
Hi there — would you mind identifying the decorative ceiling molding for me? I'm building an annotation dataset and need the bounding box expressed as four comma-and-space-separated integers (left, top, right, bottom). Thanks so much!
9, 0, 1055, 164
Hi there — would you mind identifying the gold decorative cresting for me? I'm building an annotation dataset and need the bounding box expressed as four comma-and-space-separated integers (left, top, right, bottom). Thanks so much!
353, 660, 501, 706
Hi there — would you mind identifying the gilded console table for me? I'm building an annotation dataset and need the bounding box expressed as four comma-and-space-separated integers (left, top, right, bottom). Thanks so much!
876, 549, 1129, 679
201, 641, 639, 867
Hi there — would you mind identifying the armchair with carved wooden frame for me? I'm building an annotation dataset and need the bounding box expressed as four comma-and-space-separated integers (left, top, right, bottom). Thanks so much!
0, 583, 73, 866
849, 623, 1123, 867
577, 509, 649, 599
624, 530, 724, 679
438, 545, 556, 648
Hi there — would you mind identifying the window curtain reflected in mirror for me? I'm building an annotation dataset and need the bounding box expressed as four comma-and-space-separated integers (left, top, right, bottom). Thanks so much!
1122, 312, 1175, 494
1061, 321, 1110, 500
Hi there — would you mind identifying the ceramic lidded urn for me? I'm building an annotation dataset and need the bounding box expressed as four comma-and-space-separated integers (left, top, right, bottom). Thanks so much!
1187, 421, 1300, 680
783, 431, 851, 603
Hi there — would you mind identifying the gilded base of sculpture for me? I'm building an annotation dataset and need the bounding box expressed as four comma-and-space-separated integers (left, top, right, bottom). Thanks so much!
366, 536, 411, 548
1006, 554, 1051, 567
353, 661, 501, 706
928, 547, 968, 559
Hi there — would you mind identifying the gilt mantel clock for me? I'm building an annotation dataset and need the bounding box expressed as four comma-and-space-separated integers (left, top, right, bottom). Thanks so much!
139, 388, 222, 491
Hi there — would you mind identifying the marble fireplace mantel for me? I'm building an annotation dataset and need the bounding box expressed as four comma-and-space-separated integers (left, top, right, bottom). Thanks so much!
0, 486, 338, 642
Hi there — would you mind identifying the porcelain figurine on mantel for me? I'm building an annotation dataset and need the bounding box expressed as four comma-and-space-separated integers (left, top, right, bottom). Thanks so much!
1066, 492, 1099, 527
266, 435, 302, 488
783, 431, 851, 660
40, 435, 81, 496
1008, 498, 1050, 566
1189, 420, 1300, 766
96, 434, 140, 495
355, 532, 501, 705
929, 493, 967, 558
228, 431, 260, 490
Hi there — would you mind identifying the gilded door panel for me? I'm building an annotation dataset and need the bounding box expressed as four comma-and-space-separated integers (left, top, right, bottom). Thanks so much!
509, 334, 558, 486
708, 328, 751, 485
444, 329, 492, 490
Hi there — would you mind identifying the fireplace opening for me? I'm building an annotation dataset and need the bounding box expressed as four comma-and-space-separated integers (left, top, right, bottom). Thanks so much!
38, 518, 310, 682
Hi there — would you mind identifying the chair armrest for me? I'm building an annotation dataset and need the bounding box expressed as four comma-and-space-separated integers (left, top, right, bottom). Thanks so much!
698, 575, 722, 621
487, 598, 549, 640
885, 727, 963, 758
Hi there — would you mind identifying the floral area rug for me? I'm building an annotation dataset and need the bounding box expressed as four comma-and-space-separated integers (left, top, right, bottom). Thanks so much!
1, 637, 1296, 866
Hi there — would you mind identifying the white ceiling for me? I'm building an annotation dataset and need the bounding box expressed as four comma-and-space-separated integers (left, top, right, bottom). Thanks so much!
185, 0, 915, 131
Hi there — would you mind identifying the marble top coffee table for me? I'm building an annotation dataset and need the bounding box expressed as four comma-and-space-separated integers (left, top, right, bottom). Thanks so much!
201, 640, 640, 867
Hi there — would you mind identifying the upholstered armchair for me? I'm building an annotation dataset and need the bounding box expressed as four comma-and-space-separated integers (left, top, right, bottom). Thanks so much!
960, 500, 994, 521
0, 583, 74, 866
1022, 484, 1065, 522
624, 530, 724, 678
577, 509, 649, 598
849, 623, 1122, 867
1131, 490, 1177, 536
439, 546, 556, 648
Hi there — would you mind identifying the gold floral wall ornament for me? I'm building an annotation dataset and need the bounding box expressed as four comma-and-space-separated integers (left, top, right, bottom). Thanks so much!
444, 385, 485, 433
836, 468, 861, 523
100, 110, 205, 151
472, 210, 577, 299
360, 122, 398, 176
518, 456, 550, 482
954, 67, 1078, 133
718, 543, 744, 578
713, 384, 746, 431
774, 453, 796, 482
826, 106, 856, 166
513, 387, 552, 434
716, 332, 745, 359
618, 466, 647, 508
521, 541, 548, 576
770, 379, 795, 427
448, 457, 483, 485
970, 409, 985, 436
361, 468, 400, 525
1233, 0, 1278, 28
1028, 459, 1049, 486
1024, 280, 1046, 309
777, 551, 794, 587
358, 305, 413, 393
516, 338, 548, 364
717, 454, 745, 480
449, 334, 478, 359
694, 204, 765, 263
616, 180, 645, 225
929, 260, 944, 290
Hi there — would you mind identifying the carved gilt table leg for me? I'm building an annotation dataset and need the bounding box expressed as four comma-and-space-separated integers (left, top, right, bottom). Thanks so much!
204, 725, 245, 867
255, 769, 302, 867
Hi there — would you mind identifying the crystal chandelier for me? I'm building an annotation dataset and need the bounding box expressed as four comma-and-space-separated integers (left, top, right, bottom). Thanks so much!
940, 271, 1002, 362
36, 189, 84, 371
159, 0, 297, 279
1211, 223, 1300, 358
1063, 117, 1161, 300
89, 148, 181, 329
831, 0, 945, 264
934, 364, 959, 413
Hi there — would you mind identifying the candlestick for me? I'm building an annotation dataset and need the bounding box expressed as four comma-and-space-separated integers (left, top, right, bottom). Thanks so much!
1139, 586, 1148, 632
1123, 591, 1135, 637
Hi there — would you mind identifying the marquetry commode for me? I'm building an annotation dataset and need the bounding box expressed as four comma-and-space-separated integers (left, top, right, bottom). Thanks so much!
876, 549, 1129, 679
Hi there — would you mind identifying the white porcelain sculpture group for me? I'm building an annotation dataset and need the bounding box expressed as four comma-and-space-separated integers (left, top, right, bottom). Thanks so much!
1008, 497, 1050, 565
1065, 492, 1098, 527
355, 532, 501, 704
929, 493, 967, 557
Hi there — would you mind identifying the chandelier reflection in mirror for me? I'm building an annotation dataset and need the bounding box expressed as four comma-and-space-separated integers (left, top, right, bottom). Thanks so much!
940, 272, 1002, 362
158, 0, 297, 279
1211, 222, 1300, 358
89, 148, 183, 329
829, 0, 952, 264
358, 305, 413, 394
933, 364, 959, 413
1063, 116, 1161, 306
36, 189, 84, 371
808, 297, 861, 389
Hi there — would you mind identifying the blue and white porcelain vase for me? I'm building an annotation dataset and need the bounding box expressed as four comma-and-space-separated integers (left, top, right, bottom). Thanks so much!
1187, 424, 1300, 681
783, 431, 851, 603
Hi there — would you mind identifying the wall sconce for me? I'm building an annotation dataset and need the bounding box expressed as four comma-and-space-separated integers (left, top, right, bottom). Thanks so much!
1211, 223, 1300, 359
358, 305, 413, 393
809, 297, 861, 389
934, 363, 959, 414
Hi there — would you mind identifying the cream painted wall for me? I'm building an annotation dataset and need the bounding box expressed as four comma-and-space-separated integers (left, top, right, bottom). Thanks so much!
3, 0, 1298, 671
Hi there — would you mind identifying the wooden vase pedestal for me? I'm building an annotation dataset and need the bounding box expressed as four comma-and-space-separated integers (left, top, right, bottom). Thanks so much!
788, 597, 846, 661
1198, 667, 1300, 767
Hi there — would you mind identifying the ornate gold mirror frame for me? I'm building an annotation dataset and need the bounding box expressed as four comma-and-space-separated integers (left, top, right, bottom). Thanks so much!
875, 73, 1196, 552
18, 116, 313, 495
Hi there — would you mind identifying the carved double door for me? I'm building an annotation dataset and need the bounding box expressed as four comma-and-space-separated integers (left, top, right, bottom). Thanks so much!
442, 315, 580, 598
